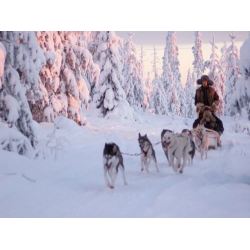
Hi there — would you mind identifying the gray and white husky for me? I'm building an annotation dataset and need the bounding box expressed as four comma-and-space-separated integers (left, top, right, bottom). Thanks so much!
138, 133, 159, 173
103, 143, 128, 189
161, 130, 192, 173
161, 129, 173, 166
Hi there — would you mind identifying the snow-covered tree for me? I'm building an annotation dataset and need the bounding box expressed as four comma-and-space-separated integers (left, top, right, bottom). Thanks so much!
139, 45, 149, 109
123, 32, 144, 110
150, 46, 168, 114
144, 72, 153, 109
185, 69, 196, 118
165, 32, 183, 116
224, 32, 240, 116
162, 35, 172, 93
0, 32, 45, 150
167, 77, 180, 116
140, 44, 146, 79
167, 32, 181, 84
176, 82, 186, 117
150, 75, 168, 115
192, 31, 204, 80
93, 31, 133, 119
204, 37, 225, 116
0, 42, 5, 88
152, 45, 160, 78
220, 41, 228, 75
231, 32, 250, 120
35, 31, 100, 125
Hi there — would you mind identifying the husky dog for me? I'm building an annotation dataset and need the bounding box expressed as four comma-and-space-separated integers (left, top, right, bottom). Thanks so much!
103, 143, 128, 189
138, 133, 159, 173
181, 129, 196, 165
193, 124, 209, 160
161, 130, 191, 173
161, 129, 173, 165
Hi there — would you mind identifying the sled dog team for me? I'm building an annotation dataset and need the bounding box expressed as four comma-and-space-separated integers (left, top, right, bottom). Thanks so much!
103, 124, 217, 189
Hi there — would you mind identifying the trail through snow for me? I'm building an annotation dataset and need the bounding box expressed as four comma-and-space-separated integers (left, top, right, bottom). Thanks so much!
0, 113, 250, 217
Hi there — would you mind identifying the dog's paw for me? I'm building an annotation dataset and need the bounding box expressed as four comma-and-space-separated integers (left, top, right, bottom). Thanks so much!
141, 168, 144, 171
173, 167, 178, 172
179, 169, 183, 174
110, 186, 114, 189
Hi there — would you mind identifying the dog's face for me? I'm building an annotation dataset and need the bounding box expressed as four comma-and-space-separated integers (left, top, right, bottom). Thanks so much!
138, 133, 148, 149
162, 130, 174, 148
103, 143, 117, 168
196, 124, 205, 139
161, 129, 172, 139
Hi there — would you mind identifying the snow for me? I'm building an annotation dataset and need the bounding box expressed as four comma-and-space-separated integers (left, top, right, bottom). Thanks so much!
0, 127, 33, 157
4, 94, 20, 123
54, 116, 80, 131
239, 34, 250, 75
1, 112, 250, 218
43, 106, 54, 122
233, 33, 250, 119
0, 42, 6, 88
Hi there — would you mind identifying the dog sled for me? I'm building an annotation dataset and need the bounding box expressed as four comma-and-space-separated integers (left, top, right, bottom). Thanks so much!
191, 127, 221, 151
193, 104, 223, 150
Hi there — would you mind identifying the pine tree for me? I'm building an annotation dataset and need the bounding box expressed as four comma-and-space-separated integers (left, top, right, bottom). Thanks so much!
185, 69, 196, 118
150, 76, 168, 115
140, 44, 146, 79
123, 32, 136, 108
139, 44, 149, 109
224, 32, 240, 116
93, 31, 133, 119
165, 32, 183, 116
35, 31, 100, 125
204, 37, 225, 115
150, 46, 168, 114
144, 72, 152, 109
220, 42, 228, 75
0, 31, 45, 149
0, 42, 6, 88
162, 35, 172, 93
192, 31, 204, 80
232, 32, 250, 120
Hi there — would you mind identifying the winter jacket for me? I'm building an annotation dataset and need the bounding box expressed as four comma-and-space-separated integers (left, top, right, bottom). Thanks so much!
195, 86, 219, 107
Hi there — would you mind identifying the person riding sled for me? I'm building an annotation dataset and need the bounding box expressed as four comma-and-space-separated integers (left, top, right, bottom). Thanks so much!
192, 75, 224, 146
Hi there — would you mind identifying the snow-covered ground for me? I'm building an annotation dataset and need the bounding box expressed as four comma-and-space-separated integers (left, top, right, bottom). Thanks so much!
1, 112, 250, 218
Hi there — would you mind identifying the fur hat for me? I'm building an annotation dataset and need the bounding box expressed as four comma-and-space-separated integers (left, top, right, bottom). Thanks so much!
200, 110, 216, 125
196, 75, 214, 86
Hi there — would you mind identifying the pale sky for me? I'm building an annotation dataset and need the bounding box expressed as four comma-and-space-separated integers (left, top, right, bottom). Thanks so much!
116, 31, 249, 84
116, 31, 248, 45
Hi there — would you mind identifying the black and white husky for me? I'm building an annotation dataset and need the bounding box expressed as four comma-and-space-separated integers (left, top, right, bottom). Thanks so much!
103, 143, 128, 189
182, 129, 196, 165
138, 133, 159, 173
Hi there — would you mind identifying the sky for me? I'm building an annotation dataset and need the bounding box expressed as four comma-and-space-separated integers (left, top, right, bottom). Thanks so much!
116, 31, 249, 84
116, 31, 249, 45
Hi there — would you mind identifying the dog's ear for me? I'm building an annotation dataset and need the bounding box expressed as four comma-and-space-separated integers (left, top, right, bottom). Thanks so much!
145, 134, 148, 138
139, 133, 141, 138
105, 143, 107, 147
113, 145, 117, 153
